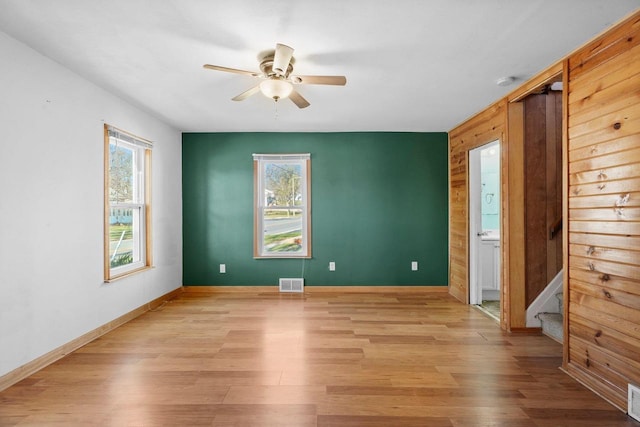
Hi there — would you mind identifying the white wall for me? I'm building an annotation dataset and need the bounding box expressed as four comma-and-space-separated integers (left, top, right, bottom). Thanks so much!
0, 31, 182, 377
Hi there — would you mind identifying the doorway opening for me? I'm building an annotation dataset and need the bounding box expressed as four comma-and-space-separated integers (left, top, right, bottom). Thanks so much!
469, 140, 500, 319
513, 80, 564, 336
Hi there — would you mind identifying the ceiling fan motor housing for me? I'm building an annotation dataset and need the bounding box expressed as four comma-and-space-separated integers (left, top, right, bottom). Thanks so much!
259, 54, 295, 78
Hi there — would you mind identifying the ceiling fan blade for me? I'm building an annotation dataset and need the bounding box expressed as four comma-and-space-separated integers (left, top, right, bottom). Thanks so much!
273, 43, 294, 76
288, 90, 310, 109
232, 84, 261, 101
291, 75, 347, 85
203, 64, 259, 77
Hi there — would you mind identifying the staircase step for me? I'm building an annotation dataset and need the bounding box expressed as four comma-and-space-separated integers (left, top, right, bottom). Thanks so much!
555, 292, 563, 312
537, 312, 563, 343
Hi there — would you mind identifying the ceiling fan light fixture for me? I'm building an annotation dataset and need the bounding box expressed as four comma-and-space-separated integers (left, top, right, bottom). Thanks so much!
204, 43, 346, 108
260, 78, 293, 101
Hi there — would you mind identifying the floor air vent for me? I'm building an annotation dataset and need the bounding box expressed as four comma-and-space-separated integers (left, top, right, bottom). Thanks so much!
630, 384, 640, 422
279, 278, 304, 293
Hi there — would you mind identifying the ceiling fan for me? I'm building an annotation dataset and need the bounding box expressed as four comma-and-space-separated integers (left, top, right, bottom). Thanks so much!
203, 43, 347, 109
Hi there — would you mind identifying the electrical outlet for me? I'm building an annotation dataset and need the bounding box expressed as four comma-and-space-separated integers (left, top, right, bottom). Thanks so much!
220, 264, 226, 273
329, 261, 336, 271
411, 261, 418, 271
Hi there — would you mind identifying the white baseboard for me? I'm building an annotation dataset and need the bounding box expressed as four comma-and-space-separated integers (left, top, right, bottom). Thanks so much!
526, 269, 563, 327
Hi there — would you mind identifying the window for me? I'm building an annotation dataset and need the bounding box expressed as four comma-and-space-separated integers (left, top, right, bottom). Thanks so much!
104, 125, 152, 280
253, 153, 311, 258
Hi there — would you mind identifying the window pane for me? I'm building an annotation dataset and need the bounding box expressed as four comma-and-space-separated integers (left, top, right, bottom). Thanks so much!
105, 125, 151, 280
263, 162, 304, 255
109, 142, 135, 203
108, 207, 143, 268
265, 162, 303, 206
263, 207, 303, 254
253, 154, 310, 258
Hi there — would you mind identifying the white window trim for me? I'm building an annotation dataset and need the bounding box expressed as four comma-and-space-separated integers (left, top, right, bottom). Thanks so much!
253, 153, 311, 258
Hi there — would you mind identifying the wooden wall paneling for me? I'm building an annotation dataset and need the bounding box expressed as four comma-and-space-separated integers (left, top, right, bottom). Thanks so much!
568, 13, 640, 79
570, 207, 640, 221
507, 61, 563, 103
570, 83, 640, 129
448, 17, 640, 407
449, 145, 468, 303
449, 101, 506, 146
571, 255, 640, 279
566, 10, 640, 411
562, 59, 570, 368
569, 233, 640, 252
569, 114, 640, 151
571, 148, 640, 178
570, 335, 640, 391
524, 95, 549, 306
571, 278, 640, 312
569, 134, 640, 164
448, 151, 469, 303
570, 243, 640, 266
569, 304, 640, 365
569, 336, 640, 403
501, 107, 510, 330
506, 102, 526, 329
569, 191, 640, 210
569, 163, 640, 186
566, 362, 628, 411
571, 173, 640, 196
448, 100, 506, 306
569, 39, 640, 90
569, 94, 640, 136
570, 220, 640, 236
548, 92, 564, 282
517, 91, 564, 308
571, 291, 640, 336
568, 43, 640, 119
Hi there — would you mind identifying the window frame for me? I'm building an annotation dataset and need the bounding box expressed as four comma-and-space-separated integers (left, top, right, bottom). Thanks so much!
104, 124, 153, 281
253, 153, 311, 259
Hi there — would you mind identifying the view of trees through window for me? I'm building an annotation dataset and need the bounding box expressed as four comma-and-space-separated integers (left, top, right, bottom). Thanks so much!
254, 153, 310, 258
108, 142, 140, 269
104, 124, 151, 280
263, 162, 303, 253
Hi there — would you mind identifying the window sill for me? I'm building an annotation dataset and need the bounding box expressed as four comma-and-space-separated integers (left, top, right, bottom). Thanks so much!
105, 265, 154, 283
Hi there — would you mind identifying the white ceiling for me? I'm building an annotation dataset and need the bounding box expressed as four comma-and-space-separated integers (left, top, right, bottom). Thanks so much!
1, 1, 638, 132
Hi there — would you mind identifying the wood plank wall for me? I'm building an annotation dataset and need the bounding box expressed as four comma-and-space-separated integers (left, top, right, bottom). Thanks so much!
449, 10, 640, 410
564, 12, 640, 410
448, 101, 506, 304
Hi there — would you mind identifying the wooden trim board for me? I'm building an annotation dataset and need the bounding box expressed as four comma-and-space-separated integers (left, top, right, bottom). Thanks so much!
183, 285, 449, 293
564, 363, 626, 412
0, 287, 183, 392
507, 61, 563, 103
509, 327, 543, 334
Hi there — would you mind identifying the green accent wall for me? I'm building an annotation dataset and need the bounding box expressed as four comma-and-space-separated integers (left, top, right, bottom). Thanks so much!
182, 132, 448, 286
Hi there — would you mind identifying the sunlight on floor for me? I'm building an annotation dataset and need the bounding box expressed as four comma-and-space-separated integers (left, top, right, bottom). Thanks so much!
476, 300, 500, 321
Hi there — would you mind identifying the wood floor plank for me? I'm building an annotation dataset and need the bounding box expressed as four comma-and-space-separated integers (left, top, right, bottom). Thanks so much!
317, 414, 453, 426
0, 291, 637, 426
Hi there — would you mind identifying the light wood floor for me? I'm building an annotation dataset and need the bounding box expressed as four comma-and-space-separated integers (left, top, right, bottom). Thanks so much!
1, 290, 638, 426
